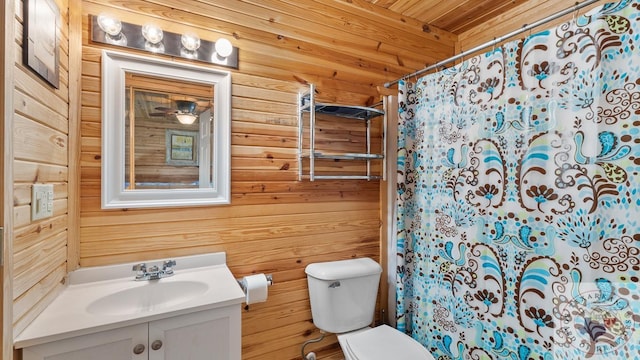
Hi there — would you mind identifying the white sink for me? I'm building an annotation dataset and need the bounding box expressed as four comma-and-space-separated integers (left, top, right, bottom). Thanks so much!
86, 280, 209, 316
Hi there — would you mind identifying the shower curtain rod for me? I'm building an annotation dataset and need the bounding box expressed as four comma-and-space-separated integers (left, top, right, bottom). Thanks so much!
383, 0, 602, 88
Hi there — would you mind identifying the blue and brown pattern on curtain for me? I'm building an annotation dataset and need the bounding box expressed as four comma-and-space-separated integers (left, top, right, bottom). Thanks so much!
396, 1, 640, 359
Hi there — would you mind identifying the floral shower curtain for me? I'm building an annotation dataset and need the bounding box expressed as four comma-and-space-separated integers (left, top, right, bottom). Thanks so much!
395, 1, 640, 359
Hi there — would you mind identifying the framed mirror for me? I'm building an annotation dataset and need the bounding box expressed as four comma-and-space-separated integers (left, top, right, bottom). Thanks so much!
101, 50, 231, 208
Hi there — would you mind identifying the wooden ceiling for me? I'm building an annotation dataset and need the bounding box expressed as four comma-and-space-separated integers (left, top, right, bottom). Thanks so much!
364, 0, 535, 34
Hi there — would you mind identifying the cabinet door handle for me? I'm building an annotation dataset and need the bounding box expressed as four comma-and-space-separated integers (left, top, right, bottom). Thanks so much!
151, 340, 163, 350
133, 344, 145, 354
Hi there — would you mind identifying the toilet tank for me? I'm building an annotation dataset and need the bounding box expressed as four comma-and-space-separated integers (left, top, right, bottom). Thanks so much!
305, 258, 382, 334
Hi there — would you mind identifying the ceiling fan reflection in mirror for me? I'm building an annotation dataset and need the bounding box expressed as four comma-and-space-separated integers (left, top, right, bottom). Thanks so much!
152, 99, 211, 125
150, 99, 211, 125
154, 100, 197, 124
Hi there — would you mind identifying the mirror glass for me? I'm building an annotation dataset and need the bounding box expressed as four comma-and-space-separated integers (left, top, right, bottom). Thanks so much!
102, 50, 231, 208
124, 73, 214, 189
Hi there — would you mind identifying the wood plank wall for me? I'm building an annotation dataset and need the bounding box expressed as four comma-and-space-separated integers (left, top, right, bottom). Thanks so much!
11, 0, 71, 342
76, 1, 455, 359
7, 0, 605, 359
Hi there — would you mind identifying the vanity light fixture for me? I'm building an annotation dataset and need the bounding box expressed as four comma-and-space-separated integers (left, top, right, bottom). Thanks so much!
90, 15, 239, 69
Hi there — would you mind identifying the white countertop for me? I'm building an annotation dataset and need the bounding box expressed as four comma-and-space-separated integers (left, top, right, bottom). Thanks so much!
14, 252, 245, 349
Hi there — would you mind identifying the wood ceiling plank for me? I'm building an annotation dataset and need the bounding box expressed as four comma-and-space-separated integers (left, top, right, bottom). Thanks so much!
340, 0, 457, 43
388, 0, 426, 14
445, 0, 525, 34
408, 0, 468, 24
367, 0, 398, 8
430, 0, 516, 33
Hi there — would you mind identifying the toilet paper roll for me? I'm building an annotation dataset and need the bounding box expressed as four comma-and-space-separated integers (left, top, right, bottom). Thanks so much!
241, 274, 269, 305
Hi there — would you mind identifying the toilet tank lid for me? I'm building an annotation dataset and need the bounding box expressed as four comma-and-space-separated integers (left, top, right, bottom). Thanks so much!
305, 258, 382, 281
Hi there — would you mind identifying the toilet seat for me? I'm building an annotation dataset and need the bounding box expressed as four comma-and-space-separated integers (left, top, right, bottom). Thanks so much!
337, 325, 435, 360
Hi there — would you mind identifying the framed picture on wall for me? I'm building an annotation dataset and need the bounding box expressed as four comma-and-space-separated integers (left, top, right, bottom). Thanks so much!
23, 0, 60, 88
166, 130, 199, 166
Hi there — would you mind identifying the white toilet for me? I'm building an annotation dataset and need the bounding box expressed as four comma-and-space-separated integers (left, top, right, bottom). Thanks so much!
305, 257, 435, 360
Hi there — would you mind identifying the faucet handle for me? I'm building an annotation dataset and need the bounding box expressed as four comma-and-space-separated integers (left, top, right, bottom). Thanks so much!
162, 260, 176, 274
132, 263, 146, 272
132, 263, 147, 280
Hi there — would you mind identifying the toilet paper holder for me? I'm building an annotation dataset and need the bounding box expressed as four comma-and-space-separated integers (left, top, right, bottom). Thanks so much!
237, 274, 273, 310
236, 273, 273, 293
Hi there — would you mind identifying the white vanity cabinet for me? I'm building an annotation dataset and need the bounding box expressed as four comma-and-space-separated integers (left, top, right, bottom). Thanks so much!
22, 306, 241, 360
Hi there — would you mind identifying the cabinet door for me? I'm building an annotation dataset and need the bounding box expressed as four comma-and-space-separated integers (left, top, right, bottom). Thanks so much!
23, 323, 148, 360
148, 306, 241, 360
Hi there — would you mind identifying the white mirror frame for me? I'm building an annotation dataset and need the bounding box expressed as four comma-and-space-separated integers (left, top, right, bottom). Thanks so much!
101, 50, 231, 209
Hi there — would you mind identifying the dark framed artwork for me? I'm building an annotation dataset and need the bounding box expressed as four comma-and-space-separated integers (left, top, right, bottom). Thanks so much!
166, 130, 199, 166
24, 0, 60, 88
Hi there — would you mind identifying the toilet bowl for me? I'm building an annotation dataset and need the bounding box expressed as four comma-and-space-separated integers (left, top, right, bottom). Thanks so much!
338, 325, 435, 360
305, 258, 435, 360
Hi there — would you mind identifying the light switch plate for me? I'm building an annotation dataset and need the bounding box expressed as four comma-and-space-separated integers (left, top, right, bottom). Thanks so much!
32, 184, 54, 221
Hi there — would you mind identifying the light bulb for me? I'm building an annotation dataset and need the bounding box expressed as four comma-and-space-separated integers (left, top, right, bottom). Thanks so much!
214, 38, 233, 58
142, 23, 163, 44
181, 33, 201, 51
176, 114, 197, 125
97, 14, 122, 37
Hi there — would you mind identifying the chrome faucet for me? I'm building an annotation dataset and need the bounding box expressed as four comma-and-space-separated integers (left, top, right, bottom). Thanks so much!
132, 260, 176, 280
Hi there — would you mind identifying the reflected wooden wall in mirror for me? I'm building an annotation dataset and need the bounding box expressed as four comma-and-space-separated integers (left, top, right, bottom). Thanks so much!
101, 50, 231, 209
